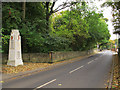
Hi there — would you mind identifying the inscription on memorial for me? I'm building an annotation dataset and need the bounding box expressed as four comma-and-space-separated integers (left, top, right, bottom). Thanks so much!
9, 51, 14, 60
11, 41, 14, 49
17, 51, 20, 59
16, 41, 20, 50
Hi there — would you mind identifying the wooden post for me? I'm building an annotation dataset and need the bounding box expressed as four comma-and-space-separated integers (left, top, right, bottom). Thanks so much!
49, 51, 53, 63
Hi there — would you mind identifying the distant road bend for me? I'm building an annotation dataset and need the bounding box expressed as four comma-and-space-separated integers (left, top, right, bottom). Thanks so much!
3, 50, 113, 88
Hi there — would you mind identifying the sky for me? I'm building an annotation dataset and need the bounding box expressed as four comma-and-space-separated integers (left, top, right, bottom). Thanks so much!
53, 0, 117, 40
90, 0, 117, 40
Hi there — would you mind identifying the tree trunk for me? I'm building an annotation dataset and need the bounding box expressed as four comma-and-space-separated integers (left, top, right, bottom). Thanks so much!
46, 14, 50, 33
23, 2, 26, 20
46, 2, 50, 33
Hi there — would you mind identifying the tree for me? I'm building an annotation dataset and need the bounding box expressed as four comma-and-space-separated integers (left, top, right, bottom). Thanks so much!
2, 2, 76, 53
51, 4, 89, 51
85, 11, 110, 49
2, 2, 110, 53
2, 2, 47, 53
51, 3, 110, 51
22, 2, 26, 20
43, 1, 77, 32
101, 1, 120, 31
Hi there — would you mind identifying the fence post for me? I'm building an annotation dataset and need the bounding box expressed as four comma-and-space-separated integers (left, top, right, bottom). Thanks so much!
49, 51, 53, 63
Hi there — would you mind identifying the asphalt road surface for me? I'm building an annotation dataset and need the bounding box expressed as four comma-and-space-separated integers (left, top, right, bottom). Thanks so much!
2, 50, 113, 88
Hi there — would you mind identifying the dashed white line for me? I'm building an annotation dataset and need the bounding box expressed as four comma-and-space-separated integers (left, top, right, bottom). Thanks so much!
34, 79, 56, 89
87, 60, 94, 64
69, 65, 84, 74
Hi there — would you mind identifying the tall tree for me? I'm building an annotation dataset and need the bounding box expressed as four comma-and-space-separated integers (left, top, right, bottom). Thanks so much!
2, 2, 47, 53
101, 1, 120, 31
52, 3, 110, 51
22, 2, 26, 20
44, 1, 77, 32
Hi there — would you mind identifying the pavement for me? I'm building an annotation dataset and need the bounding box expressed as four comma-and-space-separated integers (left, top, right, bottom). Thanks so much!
110, 53, 120, 89
2, 50, 114, 88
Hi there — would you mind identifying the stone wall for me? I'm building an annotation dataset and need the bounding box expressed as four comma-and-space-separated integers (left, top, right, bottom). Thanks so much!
52, 51, 88, 62
1, 49, 97, 64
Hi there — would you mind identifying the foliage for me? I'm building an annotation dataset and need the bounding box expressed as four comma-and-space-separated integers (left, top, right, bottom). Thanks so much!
52, 10, 89, 51
2, 2, 47, 53
51, 3, 110, 51
2, 2, 110, 53
102, 1, 120, 32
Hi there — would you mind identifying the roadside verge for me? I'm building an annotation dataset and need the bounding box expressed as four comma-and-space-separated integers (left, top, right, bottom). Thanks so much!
107, 54, 120, 89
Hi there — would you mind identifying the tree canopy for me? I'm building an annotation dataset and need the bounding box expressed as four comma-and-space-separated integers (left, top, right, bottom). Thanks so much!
2, 2, 110, 53
102, 1, 120, 32
51, 3, 110, 51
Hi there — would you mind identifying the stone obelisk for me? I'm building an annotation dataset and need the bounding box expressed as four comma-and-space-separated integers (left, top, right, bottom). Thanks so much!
7, 30, 23, 66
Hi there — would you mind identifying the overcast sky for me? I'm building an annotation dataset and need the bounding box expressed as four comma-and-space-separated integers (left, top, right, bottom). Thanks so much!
54, 0, 117, 40
92, 0, 117, 40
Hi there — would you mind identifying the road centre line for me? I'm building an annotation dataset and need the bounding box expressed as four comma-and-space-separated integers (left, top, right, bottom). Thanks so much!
34, 54, 104, 89
34, 79, 56, 89
69, 65, 84, 74
87, 60, 94, 64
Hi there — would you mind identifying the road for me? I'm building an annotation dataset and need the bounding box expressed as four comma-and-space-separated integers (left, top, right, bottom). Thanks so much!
2, 50, 113, 88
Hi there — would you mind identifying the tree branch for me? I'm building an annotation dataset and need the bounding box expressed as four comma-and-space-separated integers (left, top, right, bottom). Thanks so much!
54, 2, 76, 13
54, 2, 68, 11
50, 0, 58, 11
54, 5, 70, 12
50, 2, 56, 14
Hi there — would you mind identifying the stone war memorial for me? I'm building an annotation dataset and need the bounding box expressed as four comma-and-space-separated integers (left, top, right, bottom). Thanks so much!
7, 30, 23, 66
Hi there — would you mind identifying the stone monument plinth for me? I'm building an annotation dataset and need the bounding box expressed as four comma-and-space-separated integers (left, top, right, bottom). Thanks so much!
7, 30, 23, 66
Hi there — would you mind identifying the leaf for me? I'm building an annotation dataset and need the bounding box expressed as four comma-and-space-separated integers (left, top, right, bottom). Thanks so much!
0, 81, 4, 83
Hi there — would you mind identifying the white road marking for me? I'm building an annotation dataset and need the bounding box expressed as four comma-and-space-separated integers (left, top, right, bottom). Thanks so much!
69, 65, 84, 74
35, 79, 56, 89
87, 60, 94, 64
